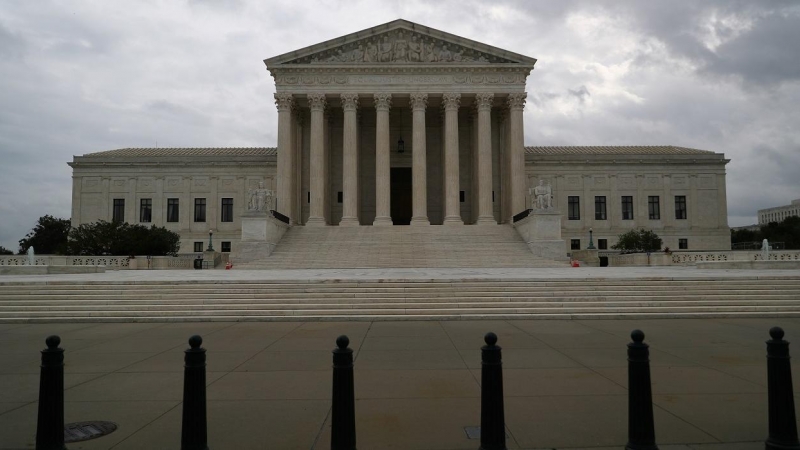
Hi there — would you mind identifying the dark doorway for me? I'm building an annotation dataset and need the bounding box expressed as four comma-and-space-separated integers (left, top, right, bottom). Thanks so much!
390, 168, 412, 225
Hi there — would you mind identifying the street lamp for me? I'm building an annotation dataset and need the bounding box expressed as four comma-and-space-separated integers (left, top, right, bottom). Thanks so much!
207, 229, 214, 252
587, 227, 596, 250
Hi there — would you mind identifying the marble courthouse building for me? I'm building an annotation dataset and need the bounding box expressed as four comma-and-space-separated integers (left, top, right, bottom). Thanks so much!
69, 20, 731, 257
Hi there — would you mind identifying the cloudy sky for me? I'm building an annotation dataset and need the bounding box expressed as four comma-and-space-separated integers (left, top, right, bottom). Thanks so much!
1, 0, 799, 251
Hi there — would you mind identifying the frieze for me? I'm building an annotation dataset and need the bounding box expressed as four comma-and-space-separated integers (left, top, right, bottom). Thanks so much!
284, 30, 516, 65
275, 70, 528, 87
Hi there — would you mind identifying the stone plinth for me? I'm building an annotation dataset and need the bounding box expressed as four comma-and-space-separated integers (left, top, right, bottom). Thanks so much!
237, 211, 291, 262
571, 249, 600, 267
513, 210, 567, 261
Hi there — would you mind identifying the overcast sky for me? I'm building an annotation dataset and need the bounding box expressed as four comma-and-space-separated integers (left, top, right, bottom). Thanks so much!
1, 0, 799, 251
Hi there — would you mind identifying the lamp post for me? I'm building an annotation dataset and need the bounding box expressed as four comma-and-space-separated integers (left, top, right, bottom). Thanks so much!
207, 229, 214, 252
587, 227, 596, 250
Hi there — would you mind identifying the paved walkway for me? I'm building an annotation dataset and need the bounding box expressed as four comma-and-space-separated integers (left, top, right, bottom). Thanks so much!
0, 266, 798, 284
0, 318, 796, 449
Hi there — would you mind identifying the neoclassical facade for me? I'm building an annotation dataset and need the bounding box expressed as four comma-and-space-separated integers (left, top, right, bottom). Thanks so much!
68, 20, 731, 255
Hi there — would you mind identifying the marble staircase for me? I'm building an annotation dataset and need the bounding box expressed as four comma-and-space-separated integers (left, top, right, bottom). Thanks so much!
2, 277, 800, 322
235, 224, 560, 269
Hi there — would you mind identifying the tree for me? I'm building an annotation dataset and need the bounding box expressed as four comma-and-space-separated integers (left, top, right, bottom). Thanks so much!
0, 246, 13, 255
67, 221, 181, 256
18, 215, 71, 255
611, 228, 663, 253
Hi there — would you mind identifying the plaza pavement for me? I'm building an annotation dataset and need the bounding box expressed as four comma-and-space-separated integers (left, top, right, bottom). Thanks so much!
0, 317, 797, 449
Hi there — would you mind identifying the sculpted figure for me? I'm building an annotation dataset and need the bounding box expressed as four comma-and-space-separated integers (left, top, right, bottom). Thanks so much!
326, 51, 339, 62
439, 44, 452, 62
248, 182, 273, 212
531, 180, 553, 209
408, 35, 422, 62
393, 31, 408, 62
379, 35, 393, 62
365, 40, 377, 62
352, 45, 364, 62
247, 186, 258, 210
425, 40, 437, 62
453, 50, 463, 62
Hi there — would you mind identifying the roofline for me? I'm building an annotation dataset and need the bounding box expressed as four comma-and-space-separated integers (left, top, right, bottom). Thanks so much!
264, 18, 537, 68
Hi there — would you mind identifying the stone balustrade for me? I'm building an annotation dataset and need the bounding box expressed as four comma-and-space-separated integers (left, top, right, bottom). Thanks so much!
605, 250, 800, 267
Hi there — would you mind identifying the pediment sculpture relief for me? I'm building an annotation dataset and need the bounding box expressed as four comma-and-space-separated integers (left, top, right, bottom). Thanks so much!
286, 30, 516, 64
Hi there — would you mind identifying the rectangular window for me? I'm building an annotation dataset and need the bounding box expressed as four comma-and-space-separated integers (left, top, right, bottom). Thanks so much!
193, 242, 203, 252
622, 196, 634, 220
598, 239, 608, 250
568, 196, 580, 220
679, 238, 688, 250
221, 241, 231, 253
337, 192, 343, 203
167, 198, 179, 222
571, 239, 581, 250
194, 198, 206, 222
221, 198, 233, 222
112, 199, 125, 223
460, 191, 466, 203
648, 196, 660, 220
594, 196, 607, 220
307, 192, 310, 204
140, 199, 152, 223
675, 195, 687, 219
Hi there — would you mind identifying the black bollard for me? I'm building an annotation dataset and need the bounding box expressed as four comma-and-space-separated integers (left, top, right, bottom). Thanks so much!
480, 332, 506, 450
766, 327, 800, 450
36, 335, 66, 450
181, 335, 208, 450
626, 330, 658, 450
331, 335, 356, 450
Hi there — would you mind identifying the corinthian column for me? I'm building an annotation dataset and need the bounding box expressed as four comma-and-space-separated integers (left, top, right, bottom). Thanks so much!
340, 93, 360, 226
442, 92, 463, 225
410, 93, 429, 226
475, 93, 496, 224
373, 93, 392, 226
507, 92, 527, 220
275, 92, 294, 222
307, 93, 327, 226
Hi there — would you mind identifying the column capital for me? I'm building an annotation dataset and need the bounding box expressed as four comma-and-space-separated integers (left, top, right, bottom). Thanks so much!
442, 92, 461, 110
374, 93, 392, 111
507, 92, 527, 110
475, 92, 494, 111
340, 93, 359, 111
409, 93, 428, 111
307, 93, 327, 111
274, 92, 294, 112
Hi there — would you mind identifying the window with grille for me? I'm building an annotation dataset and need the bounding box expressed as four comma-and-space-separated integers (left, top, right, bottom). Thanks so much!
568, 196, 580, 220
675, 196, 687, 220
221, 198, 233, 222
112, 199, 125, 223
622, 196, 634, 220
194, 198, 206, 222
167, 198, 179, 222
648, 196, 660, 220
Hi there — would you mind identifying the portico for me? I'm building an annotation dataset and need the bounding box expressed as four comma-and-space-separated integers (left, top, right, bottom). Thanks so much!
264, 20, 537, 226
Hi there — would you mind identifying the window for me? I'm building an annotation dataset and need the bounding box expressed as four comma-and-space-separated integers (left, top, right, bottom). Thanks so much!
598, 239, 608, 250
570, 239, 581, 250
307, 192, 310, 203
568, 196, 580, 220
337, 192, 343, 203
112, 199, 125, 223
221, 198, 233, 222
621, 196, 634, 220
675, 196, 687, 220
221, 241, 231, 253
194, 198, 206, 222
140, 199, 152, 223
492, 191, 495, 202
594, 196, 607, 220
648, 196, 660, 220
460, 191, 466, 203
679, 238, 688, 250
167, 198, 179, 222
193, 242, 203, 252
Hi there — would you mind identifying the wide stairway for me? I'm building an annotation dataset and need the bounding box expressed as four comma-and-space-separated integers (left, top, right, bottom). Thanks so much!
236, 224, 561, 269
1, 277, 800, 322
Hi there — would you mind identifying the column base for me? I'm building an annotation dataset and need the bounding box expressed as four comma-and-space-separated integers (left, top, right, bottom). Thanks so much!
410, 217, 430, 226
475, 215, 497, 225
339, 217, 360, 227
373, 216, 393, 226
306, 217, 327, 227
443, 216, 464, 225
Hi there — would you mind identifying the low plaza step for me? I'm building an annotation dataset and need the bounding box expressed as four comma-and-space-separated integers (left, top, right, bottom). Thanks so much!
1, 276, 799, 322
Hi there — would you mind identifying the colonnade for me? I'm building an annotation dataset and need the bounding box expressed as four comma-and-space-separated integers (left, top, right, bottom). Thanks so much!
274, 91, 528, 226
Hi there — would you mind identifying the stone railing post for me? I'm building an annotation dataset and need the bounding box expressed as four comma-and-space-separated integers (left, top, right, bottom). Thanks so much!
626, 330, 658, 450
480, 332, 506, 450
766, 327, 800, 450
36, 335, 66, 450
331, 335, 356, 450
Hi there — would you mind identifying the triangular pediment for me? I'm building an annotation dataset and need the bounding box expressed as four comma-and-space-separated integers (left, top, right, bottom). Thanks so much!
264, 19, 537, 67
